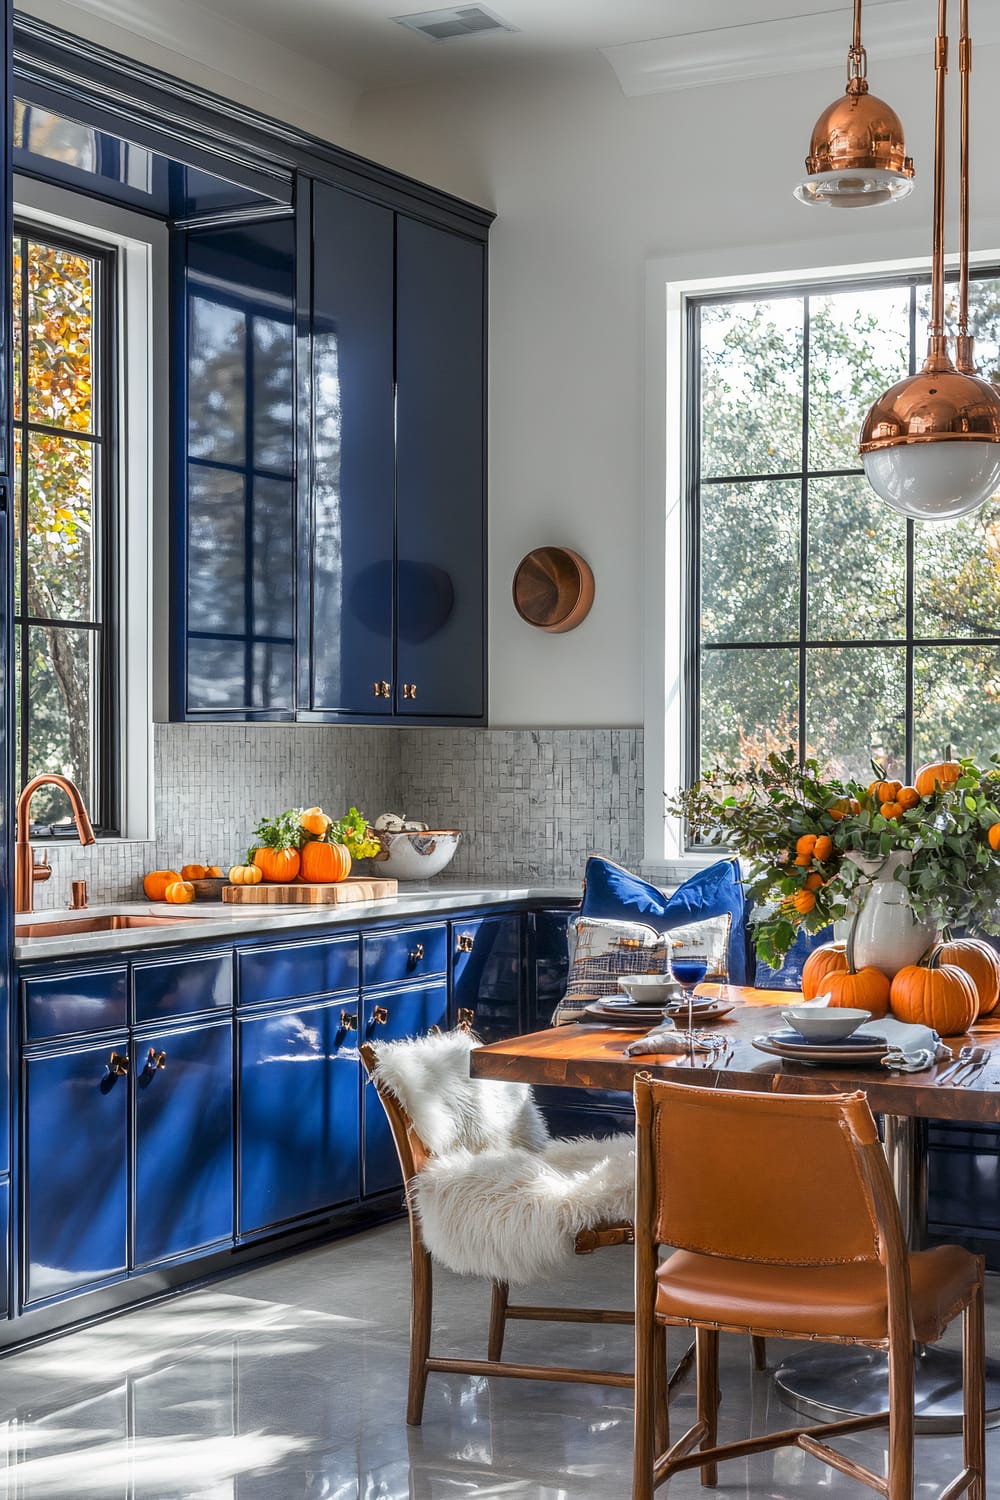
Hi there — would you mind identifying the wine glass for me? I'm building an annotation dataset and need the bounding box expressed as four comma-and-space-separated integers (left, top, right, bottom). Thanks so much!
671, 958, 708, 1055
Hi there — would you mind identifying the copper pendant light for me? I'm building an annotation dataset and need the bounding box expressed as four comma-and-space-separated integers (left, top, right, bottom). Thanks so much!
794, 0, 914, 208
860, 0, 1000, 520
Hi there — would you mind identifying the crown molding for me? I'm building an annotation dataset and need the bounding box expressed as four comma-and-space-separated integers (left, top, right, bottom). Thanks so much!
16, 0, 362, 139
603, 1, 1000, 98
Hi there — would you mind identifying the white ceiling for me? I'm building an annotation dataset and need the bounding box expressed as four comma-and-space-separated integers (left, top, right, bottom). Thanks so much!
72, 0, 923, 90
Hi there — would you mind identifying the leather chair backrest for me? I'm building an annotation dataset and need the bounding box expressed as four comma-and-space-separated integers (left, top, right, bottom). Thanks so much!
634, 1075, 895, 1267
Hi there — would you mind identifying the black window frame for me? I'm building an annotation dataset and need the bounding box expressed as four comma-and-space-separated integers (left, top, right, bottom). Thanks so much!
12, 217, 119, 836
685, 265, 1000, 849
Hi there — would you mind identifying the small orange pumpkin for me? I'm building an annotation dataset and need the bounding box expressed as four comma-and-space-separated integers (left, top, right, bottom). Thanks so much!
143, 869, 182, 902
300, 840, 352, 883
812, 835, 833, 862
890, 950, 978, 1035
181, 863, 208, 881
229, 863, 263, 886
935, 937, 1000, 1018
914, 760, 963, 798
879, 800, 903, 821
804, 872, 823, 890
164, 880, 196, 905
822, 923, 891, 1017
300, 806, 332, 838
871, 779, 902, 803
988, 824, 1000, 852
792, 890, 815, 914
801, 941, 849, 1000
253, 846, 301, 883
795, 834, 817, 855
897, 786, 921, 809
204, 865, 224, 878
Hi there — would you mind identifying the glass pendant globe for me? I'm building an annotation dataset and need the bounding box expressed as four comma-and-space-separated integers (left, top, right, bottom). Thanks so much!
794, 167, 913, 208
863, 442, 1000, 519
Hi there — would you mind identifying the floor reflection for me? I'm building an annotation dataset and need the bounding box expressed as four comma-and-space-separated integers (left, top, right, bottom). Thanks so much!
0, 1220, 992, 1497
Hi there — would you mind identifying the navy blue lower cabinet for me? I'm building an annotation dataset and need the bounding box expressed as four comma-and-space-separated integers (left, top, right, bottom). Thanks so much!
133, 1019, 234, 1267
450, 915, 524, 1041
361, 981, 448, 1198
23, 1038, 129, 1306
238, 998, 360, 1235
528, 908, 574, 1030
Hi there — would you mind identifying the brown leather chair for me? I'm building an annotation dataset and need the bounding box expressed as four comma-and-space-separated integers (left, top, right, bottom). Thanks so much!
632, 1074, 985, 1500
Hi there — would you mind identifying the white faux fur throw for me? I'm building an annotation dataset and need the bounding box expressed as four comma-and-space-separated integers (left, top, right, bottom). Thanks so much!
368, 1029, 635, 1285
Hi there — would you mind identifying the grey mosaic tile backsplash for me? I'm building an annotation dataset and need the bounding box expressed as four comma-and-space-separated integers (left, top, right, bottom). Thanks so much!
36, 724, 645, 906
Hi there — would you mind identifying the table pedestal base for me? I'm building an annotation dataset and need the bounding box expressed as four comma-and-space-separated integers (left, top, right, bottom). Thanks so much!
774, 1344, 1000, 1435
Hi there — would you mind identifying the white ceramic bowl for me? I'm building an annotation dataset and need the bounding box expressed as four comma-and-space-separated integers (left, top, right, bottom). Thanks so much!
617, 973, 678, 1004
780, 1006, 871, 1042
373, 830, 461, 881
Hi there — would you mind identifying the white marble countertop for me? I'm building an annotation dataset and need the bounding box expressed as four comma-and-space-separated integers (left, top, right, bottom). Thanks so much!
14, 882, 582, 964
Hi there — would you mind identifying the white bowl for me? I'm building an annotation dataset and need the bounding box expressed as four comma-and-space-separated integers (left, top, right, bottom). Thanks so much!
780, 1006, 871, 1042
373, 830, 461, 881
618, 973, 678, 1004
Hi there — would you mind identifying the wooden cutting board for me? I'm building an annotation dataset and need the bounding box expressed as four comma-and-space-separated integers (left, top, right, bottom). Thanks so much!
223, 876, 398, 905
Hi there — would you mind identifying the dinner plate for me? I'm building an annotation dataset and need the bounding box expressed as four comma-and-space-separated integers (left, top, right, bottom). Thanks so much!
753, 1030, 889, 1066
663, 998, 737, 1023
582, 1000, 666, 1028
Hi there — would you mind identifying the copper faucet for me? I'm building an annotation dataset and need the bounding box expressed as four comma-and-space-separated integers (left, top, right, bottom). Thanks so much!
15, 775, 96, 914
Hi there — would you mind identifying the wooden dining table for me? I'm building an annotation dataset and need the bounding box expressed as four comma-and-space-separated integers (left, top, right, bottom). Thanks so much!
469, 984, 1000, 1434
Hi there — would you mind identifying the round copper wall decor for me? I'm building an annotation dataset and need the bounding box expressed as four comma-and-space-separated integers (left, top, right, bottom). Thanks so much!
512, 547, 595, 633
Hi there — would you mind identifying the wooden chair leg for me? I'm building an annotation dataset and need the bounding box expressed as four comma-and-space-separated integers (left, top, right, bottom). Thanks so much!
632, 1310, 659, 1500
886, 1327, 914, 1500
964, 1278, 986, 1500
407, 1241, 434, 1426
488, 1280, 509, 1361
751, 1336, 767, 1371
696, 1328, 720, 1488
652, 1321, 670, 1458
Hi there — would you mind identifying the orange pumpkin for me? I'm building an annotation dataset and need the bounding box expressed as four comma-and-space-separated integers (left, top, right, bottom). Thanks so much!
253, 847, 301, 883
870, 779, 902, 803
914, 760, 963, 798
879, 801, 903, 821
143, 869, 182, 902
804, 872, 824, 890
792, 890, 815, 913
989, 824, 1000, 852
163, 880, 196, 905
812, 835, 833, 862
890, 951, 978, 1035
181, 863, 208, 881
935, 937, 1000, 1018
827, 799, 851, 821
825, 965, 891, 1018
801, 941, 849, 1000
204, 865, 224, 878
300, 806, 332, 838
229, 863, 263, 886
795, 834, 817, 855
300, 840, 352, 883
897, 786, 921, 810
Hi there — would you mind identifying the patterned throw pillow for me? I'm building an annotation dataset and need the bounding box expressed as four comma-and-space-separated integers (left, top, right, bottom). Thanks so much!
553, 917, 671, 1025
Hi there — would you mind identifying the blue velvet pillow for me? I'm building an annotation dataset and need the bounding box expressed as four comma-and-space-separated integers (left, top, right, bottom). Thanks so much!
579, 856, 752, 986
753, 924, 836, 991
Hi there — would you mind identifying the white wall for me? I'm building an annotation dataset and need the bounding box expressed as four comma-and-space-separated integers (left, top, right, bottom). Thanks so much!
348, 46, 1000, 729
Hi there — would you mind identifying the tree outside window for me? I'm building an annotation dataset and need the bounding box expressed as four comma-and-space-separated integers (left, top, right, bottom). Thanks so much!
12, 226, 116, 831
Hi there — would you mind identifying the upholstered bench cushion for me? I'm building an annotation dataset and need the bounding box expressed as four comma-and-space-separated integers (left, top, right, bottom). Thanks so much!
414, 1132, 636, 1285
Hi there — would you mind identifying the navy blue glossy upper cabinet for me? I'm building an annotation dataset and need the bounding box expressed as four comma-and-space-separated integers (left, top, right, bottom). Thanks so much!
395, 218, 485, 718
305, 180, 395, 716
175, 217, 297, 719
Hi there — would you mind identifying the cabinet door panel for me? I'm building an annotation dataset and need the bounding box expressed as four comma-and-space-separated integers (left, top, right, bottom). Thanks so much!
180, 220, 296, 717
134, 1020, 233, 1266
24, 1040, 129, 1304
395, 218, 485, 718
362, 981, 447, 1198
309, 183, 395, 714
451, 915, 524, 1041
238, 998, 359, 1234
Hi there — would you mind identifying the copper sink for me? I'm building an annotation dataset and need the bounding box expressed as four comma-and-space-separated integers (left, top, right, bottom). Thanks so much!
16, 914, 206, 938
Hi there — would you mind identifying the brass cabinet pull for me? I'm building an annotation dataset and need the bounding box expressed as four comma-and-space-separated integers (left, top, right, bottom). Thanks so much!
372, 1005, 389, 1026
457, 1008, 475, 1031
108, 1050, 129, 1076
408, 942, 425, 964
146, 1049, 167, 1071
402, 683, 417, 700
456, 932, 474, 953
372, 681, 380, 698
382, 681, 391, 698
372, 681, 391, 699
340, 1010, 358, 1031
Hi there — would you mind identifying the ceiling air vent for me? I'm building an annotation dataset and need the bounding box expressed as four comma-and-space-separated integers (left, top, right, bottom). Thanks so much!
394, 6, 518, 42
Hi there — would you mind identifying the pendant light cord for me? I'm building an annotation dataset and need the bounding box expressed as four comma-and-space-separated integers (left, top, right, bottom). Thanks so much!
929, 0, 949, 358
957, 0, 974, 368
847, 0, 868, 92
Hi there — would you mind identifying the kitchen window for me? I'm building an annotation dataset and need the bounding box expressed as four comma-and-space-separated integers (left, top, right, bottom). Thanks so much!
688, 269, 1000, 800
13, 223, 119, 833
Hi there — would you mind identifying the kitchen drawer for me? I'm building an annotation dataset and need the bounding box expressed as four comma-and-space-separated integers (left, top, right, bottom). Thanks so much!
362, 923, 447, 988
23, 965, 129, 1043
133, 949, 233, 1024
237, 934, 359, 1006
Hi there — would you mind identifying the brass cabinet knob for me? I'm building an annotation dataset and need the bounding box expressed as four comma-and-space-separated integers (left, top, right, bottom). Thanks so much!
372, 1005, 389, 1027
456, 932, 474, 953
408, 942, 425, 965
340, 1010, 358, 1031
146, 1048, 167, 1071
457, 1008, 475, 1031
108, 1050, 129, 1076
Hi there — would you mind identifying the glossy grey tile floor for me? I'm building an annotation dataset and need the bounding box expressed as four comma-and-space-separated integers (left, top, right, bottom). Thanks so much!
0, 1220, 995, 1498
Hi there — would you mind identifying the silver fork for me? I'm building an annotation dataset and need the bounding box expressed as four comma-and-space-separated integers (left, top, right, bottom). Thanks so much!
935, 1045, 976, 1085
